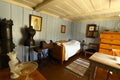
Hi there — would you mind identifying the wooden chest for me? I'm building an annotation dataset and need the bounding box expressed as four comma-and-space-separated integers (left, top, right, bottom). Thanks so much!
99, 32, 120, 55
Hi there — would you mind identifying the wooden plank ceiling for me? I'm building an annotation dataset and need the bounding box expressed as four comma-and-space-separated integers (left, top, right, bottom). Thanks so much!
3, 0, 120, 22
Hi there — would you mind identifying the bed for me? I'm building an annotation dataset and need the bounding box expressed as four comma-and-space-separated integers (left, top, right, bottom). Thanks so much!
52, 40, 80, 64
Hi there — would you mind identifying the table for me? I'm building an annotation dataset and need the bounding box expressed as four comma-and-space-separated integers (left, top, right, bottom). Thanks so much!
0, 68, 46, 80
88, 52, 120, 80
33, 46, 52, 62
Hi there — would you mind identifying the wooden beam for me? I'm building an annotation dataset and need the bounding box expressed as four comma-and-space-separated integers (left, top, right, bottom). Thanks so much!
33, 0, 53, 11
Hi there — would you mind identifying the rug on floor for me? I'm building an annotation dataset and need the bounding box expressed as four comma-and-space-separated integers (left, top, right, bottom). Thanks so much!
66, 58, 90, 76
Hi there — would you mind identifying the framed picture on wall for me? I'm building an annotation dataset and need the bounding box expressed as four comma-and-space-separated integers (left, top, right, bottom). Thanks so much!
61, 25, 66, 33
29, 14, 42, 31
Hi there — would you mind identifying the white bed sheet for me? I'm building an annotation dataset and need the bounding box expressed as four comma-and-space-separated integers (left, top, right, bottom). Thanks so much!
62, 40, 80, 60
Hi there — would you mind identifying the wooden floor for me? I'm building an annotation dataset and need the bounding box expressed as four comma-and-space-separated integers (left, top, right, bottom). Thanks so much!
38, 53, 120, 80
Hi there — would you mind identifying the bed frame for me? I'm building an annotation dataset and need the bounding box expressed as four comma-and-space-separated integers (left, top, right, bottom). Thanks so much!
52, 43, 80, 64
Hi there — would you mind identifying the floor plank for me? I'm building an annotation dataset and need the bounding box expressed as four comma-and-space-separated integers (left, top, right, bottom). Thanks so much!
38, 53, 120, 80
38, 54, 89, 80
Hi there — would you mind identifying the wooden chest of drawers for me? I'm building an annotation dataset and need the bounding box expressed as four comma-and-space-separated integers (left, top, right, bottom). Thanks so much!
99, 32, 120, 55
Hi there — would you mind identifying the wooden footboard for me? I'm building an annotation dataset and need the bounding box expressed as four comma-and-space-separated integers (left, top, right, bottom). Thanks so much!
52, 43, 80, 64
52, 43, 65, 64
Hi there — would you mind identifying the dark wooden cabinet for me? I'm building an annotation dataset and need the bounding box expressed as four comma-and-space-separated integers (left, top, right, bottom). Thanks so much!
0, 18, 15, 69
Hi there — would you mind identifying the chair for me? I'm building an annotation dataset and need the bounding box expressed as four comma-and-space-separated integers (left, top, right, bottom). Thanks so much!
85, 43, 99, 57
33, 40, 53, 62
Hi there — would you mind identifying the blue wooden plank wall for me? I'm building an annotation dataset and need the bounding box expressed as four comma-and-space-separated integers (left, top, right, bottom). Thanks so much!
0, 1, 120, 61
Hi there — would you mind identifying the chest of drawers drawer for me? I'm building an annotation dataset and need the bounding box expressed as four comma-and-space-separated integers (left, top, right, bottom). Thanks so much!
100, 39, 120, 45
99, 49, 113, 55
100, 43, 120, 49
100, 34, 120, 40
